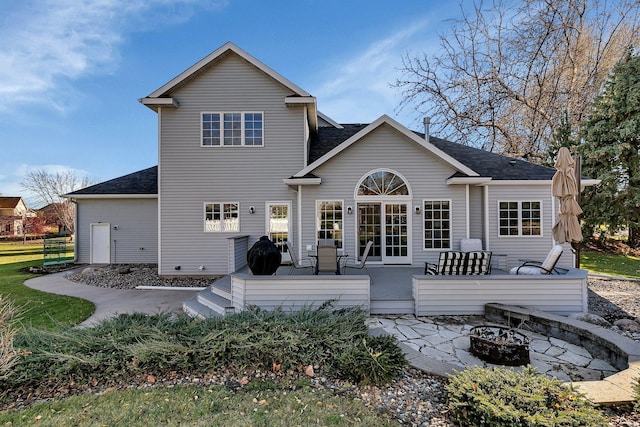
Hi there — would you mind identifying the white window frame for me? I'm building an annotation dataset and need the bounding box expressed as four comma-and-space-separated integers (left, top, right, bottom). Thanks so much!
316, 200, 344, 248
497, 200, 543, 237
201, 111, 264, 147
204, 202, 240, 232
422, 199, 452, 251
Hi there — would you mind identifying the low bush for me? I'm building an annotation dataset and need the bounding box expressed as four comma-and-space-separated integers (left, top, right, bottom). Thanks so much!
0, 297, 19, 378
2, 305, 405, 398
338, 335, 407, 385
633, 378, 640, 410
447, 366, 607, 427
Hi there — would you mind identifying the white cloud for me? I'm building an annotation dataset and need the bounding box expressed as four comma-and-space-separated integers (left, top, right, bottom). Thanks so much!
0, 163, 91, 207
15, 163, 90, 178
310, 19, 436, 127
0, 0, 225, 114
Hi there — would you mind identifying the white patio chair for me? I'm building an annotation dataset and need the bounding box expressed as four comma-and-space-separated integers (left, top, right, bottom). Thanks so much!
285, 241, 315, 275
342, 241, 373, 278
509, 244, 564, 275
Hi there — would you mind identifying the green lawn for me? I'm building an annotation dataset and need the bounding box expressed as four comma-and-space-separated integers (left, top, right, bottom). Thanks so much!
580, 250, 640, 280
0, 242, 94, 329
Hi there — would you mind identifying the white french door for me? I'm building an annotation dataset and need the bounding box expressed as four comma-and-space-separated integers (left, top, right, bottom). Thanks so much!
266, 202, 291, 263
357, 202, 410, 264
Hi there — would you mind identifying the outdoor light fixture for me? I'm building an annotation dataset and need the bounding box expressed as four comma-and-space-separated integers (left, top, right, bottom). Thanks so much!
415, 206, 421, 215
249, 206, 255, 214
113, 225, 119, 230
347, 206, 353, 214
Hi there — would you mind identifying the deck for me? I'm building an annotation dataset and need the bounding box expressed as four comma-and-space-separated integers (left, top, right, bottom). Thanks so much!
183, 265, 588, 318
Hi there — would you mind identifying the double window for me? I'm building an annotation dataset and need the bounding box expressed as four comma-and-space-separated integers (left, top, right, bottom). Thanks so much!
204, 202, 239, 232
498, 201, 541, 236
423, 200, 451, 249
316, 201, 343, 248
202, 112, 263, 146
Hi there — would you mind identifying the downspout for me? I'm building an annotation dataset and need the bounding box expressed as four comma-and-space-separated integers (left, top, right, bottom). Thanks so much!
484, 185, 490, 250
157, 107, 162, 274
297, 185, 303, 261
465, 184, 470, 239
70, 198, 78, 263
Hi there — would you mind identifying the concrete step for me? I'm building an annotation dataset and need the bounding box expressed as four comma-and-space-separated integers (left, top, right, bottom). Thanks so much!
183, 295, 220, 319
210, 275, 232, 300
197, 288, 234, 316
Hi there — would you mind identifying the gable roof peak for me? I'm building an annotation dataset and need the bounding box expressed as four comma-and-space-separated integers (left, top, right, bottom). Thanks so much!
297, 114, 478, 178
142, 41, 311, 102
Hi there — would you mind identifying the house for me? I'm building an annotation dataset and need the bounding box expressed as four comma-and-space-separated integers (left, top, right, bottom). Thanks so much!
0, 197, 29, 237
37, 203, 72, 235
66, 42, 596, 276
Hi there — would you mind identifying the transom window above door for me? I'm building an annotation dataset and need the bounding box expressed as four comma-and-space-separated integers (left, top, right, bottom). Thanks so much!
201, 112, 263, 146
357, 170, 409, 196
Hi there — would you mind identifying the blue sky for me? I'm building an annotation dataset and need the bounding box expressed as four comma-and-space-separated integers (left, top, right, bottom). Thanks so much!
0, 0, 467, 206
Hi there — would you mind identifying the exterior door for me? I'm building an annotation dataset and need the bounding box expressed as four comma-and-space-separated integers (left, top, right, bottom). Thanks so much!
383, 203, 410, 263
90, 223, 110, 264
357, 202, 410, 264
266, 202, 291, 263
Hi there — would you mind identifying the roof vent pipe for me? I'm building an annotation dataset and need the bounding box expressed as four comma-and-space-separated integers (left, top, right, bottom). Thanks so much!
423, 116, 431, 142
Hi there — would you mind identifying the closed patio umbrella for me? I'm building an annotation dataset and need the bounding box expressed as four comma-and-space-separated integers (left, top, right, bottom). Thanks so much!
552, 147, 583, 244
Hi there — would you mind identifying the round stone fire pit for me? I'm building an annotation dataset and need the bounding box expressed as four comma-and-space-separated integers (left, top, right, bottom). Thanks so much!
470, 325, 530, 366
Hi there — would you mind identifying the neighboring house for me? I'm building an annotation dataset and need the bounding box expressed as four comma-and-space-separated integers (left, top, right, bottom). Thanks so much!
0, 197, 29, 237
66, 42, 596, 274
37, 203, 72, 235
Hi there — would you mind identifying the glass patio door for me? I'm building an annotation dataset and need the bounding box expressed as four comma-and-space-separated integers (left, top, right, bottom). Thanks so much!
267, 202, 291, 263
357, 202, 410, 264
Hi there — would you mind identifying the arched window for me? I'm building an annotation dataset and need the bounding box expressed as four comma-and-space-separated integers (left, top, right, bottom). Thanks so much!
357, 170, 409, 196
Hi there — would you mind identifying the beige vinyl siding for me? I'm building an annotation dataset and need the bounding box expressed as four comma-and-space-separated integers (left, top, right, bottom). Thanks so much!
413, 270, 588, 316
486, 183, 574, 269
231, 273, 370, 312
75, 198, 157, 264
158, 53, 304, 275
468, 185, 485, 243
299, 123, 467, 267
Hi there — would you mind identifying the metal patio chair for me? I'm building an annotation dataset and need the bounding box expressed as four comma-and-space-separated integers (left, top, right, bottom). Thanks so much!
285, 241, 315, 275
342, 241, 373, 278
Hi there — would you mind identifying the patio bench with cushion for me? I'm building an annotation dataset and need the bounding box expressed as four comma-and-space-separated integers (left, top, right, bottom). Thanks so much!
425, 251, 492, 275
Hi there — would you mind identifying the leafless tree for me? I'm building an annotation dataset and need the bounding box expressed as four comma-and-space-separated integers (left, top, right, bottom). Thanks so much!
21, 169, 92, 235
396, 0, 640, 163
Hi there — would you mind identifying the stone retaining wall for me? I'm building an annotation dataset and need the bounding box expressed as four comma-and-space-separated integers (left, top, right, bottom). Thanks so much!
484, 303, 640, 371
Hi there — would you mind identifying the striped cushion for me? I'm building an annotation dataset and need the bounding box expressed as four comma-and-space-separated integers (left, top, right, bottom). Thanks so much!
438, 251, 467, 275
464, 251, 491, 275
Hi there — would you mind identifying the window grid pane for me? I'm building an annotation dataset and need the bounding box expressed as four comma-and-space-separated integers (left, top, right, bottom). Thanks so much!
317, 201, 343, 248
244, 113, 263, 146
423, 201, 451, 249
223, 113, 242, 145
499, 201, 541, 236
202, 113, 220, 146
205, 202, 239, 232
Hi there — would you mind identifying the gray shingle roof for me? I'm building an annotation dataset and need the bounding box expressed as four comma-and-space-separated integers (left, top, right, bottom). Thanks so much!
75, 123, 559, 195
426, 135, 556, 180
67, 166, 157, 195
310, 124, 555, 181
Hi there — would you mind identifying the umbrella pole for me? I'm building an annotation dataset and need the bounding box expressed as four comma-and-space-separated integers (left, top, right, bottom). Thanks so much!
572, 153, 582, 268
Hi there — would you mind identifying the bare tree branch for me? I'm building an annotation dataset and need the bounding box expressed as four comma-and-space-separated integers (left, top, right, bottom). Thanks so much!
21, 170, 92, 235
395, 0, 640, 163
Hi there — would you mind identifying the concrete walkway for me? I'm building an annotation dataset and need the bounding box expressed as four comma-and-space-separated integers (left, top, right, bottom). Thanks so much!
24, 271, 199, 327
